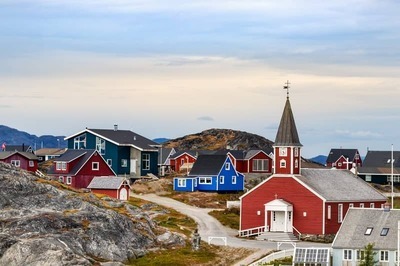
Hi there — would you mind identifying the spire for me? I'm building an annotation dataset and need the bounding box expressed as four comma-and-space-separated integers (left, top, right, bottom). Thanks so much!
274, 82, 302, 147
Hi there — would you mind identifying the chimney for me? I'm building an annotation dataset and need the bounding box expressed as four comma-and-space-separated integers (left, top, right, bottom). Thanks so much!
114, 124, 118, 131
133, 136, 136, 141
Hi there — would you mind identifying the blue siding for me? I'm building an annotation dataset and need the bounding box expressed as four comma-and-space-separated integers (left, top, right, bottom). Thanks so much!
197, 176, 218, 191
216, 157, 244, 192
173, 177, 195, 192
140, 151, 158, 176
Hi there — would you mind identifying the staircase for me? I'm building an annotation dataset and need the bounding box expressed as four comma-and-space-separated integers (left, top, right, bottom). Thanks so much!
256, 231, 299, 242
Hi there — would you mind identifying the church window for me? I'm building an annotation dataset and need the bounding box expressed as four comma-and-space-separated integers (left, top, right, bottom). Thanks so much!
280, 159, 286, 168
338, 204, 343, 223
295, 159, 298, 168
279, 147, 287, 156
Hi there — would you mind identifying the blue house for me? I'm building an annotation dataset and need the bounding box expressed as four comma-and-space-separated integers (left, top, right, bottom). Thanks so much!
173, 154, 245, 192
65, 126, 160, 178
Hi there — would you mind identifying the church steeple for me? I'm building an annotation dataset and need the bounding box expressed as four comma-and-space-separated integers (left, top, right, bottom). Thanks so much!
273, 81, 302, 175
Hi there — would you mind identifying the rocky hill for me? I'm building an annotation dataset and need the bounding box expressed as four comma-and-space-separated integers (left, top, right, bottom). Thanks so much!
163, 128, 274, 150
0, 162, 184, 265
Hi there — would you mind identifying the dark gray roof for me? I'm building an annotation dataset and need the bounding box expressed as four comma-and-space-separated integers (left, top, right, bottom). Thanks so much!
189, 154, 227, 176
274, 97, 302, 146
158, 148, 175, 164
244, 149, 273, 160
332, 208, 400, 250
87, 176, 129, 189
169, 150, 216, 159
49, 149, 97, 176
0, 151, 38, 160
4, 145, 33, 153
358, 150, 400, 174
214, 149, 246, 159
297, 168, 387, 202
326, 148, 359, 163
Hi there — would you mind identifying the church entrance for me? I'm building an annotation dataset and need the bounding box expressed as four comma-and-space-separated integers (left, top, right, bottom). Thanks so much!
265, 199, 293, 232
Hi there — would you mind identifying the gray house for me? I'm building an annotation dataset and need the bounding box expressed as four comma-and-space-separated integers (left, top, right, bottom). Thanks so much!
332, 207, 400, 266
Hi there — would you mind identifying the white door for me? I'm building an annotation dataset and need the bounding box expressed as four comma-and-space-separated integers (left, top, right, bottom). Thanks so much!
271, 211, 285, 232
130, 159, 137, 174
119, 188, 128, 200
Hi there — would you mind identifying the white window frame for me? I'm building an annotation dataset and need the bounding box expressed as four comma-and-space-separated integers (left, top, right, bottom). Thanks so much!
343, 249, 352, 261
380, 250, 389, 262
279, 147, 287, 156
295, 159, 298, 168
356, 250, 365, 261
370, 203, 375, 208
73, 134, 86, 149
199, 177, 212, 184
232, 176, 236, 184
11, 160, 20, 167
294, 147, 298, 157
142, 153, 150, 170
338, 204, 343, 223
58, 176, 64, 183
66, 176, 72, 185
106, 159, 112, 166
95, 137, 106, 155
29, 160, 34, 167
349, 203, 354, 208
92, 162, 99, 170
177, 178, 186, 187
219, 176, 224, 184
280, 159, 286, 168
253, 159, 268, 171
360, 203, 364, 208
121, 159, 128, 167
327, 205, 331, 220
225, 163, 230, 170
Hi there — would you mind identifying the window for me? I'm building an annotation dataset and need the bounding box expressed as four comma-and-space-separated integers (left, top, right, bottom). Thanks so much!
177, 179, 186, 187
106, 159, 112, 166
295, 159, 298, 168
343, 249, 352, 261
338, 163, 342, 167
280, 159, 286, 168
142, 154, 150, 170
11, 160, 20, 167
225, 163, 230, 170
279, 147, 287, 156
349, 203, 354, 208
73, 134, 86, 149
365, 227, 373, 235
380, 250, 389, 262
232, 176, 236, 184
356, 250, 365, 260
327, 205, 331, 220
253, 159, 268, 171
92, 162, 99, 170
219, 176, 224, 184
288, 211, 292, 221
66, 176, 72, 184
56, 162, 67, 170
199, 177, 212, 184
360, 203, 364, 208
370, 203, 374, 208
58, 176, 64, 183
380, 228, 389, 236
29, 160, 34, 167
95, 137, 106, 155
338, 204, 343, 223
366, 175, 372, 182
294, 148, 298, 157
181, 158, 185, 166
121, 159, 128, 167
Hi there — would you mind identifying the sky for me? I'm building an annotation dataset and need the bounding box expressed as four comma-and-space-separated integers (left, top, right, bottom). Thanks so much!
1, 0, 399, 158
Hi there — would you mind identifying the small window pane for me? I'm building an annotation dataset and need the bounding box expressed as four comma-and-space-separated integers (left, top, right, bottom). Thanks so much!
380, 228, 389, 236
365, 227, 373, 235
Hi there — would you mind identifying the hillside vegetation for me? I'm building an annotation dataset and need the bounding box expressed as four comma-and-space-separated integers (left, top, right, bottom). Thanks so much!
164, 128, 274, 150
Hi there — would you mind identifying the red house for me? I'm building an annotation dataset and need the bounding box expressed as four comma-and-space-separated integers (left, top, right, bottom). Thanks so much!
0, 151, 39, 172
225, 149, 273, 174
239, 92, 387, 238
48, 149, 116, 189
326, 148, 362, 170
87, 176, 131, 200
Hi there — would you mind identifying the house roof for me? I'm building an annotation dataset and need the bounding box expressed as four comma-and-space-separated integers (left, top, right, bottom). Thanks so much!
54, 149, 88, 163
326, 148, 359, 163
34, 148, 66, 156
297, 169, 386, 202
169, 150, 216, 159
158, 148, 175, 164
244, 149, 272, 160
332, 208, 400, 250
65, 128, 159, 151
0, 151, 38, 160
189, 154, 228, 176
87, 176, 130, 189
358, 150, 400, 174
4, 145, 33, 153
274, 97, 302, 147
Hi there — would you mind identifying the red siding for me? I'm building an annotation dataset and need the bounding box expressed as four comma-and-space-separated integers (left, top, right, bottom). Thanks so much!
1, 154, 38, 172
248, 152, 272, 173
91, 185, 130, 200
241, 176, 324, 235
171, 154, 196, 172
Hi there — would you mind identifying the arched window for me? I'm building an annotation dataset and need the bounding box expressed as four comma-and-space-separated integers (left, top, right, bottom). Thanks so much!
280, 159, 286, 168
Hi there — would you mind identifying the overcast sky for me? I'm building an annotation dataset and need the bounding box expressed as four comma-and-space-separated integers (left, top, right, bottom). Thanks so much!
1, 0, 399, 157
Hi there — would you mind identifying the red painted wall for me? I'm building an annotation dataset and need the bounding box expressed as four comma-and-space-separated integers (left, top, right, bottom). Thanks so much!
248, 152, 273, 173
240, 176, 324, 235
91, 185, 130, 200
1, 154, 38, 172
171, 154, 196, 172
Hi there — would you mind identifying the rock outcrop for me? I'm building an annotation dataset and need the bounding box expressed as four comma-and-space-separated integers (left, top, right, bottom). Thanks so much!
0, 162, 184, 265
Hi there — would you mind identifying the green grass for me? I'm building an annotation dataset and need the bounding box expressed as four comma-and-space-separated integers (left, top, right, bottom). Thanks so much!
128, 243, 217, 266
208, 208, 240, 230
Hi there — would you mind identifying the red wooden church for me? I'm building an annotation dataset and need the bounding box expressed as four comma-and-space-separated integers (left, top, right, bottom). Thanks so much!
239, 88, 387, 238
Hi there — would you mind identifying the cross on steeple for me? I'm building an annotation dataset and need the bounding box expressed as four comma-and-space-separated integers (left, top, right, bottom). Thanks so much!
283, 80, 290, 99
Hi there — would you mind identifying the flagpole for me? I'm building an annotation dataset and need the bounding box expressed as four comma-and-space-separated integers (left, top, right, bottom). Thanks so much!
392, 144, 394, 210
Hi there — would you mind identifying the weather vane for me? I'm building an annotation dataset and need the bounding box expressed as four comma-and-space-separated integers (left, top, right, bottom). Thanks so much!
283, 80, 290, 98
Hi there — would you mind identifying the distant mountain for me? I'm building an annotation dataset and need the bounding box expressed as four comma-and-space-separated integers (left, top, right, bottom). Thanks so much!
163, 128, 274, 150
0, 125, 67, 150
309, 155, 327, 165
153, 138, 170, 144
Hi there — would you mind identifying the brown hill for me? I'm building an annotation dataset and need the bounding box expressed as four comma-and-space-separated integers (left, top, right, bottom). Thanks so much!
163, 128, 274, 150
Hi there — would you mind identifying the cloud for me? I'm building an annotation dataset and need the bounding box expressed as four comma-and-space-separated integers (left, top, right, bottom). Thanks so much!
335, 129, 383, 139
197, 116, 214, 121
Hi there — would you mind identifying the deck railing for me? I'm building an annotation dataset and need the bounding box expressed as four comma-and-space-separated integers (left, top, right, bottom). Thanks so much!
238, 225, 268, 237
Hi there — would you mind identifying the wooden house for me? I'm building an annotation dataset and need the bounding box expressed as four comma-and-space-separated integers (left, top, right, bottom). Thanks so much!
239, 93, 387, 238
2, 144, 34, 153
169, 150, 198, 173
158, 147, 176, 176
244, 149, 273, 173
64, 126, 160, 178
358, 150, 400, 184
173, 154, 245, 192
34, 148, 66, 162
87, 176, 131, 200
48, 149, 116, 189
326, 148, 362, 170
0, 151, 38, 172
332, 208, 400, 265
